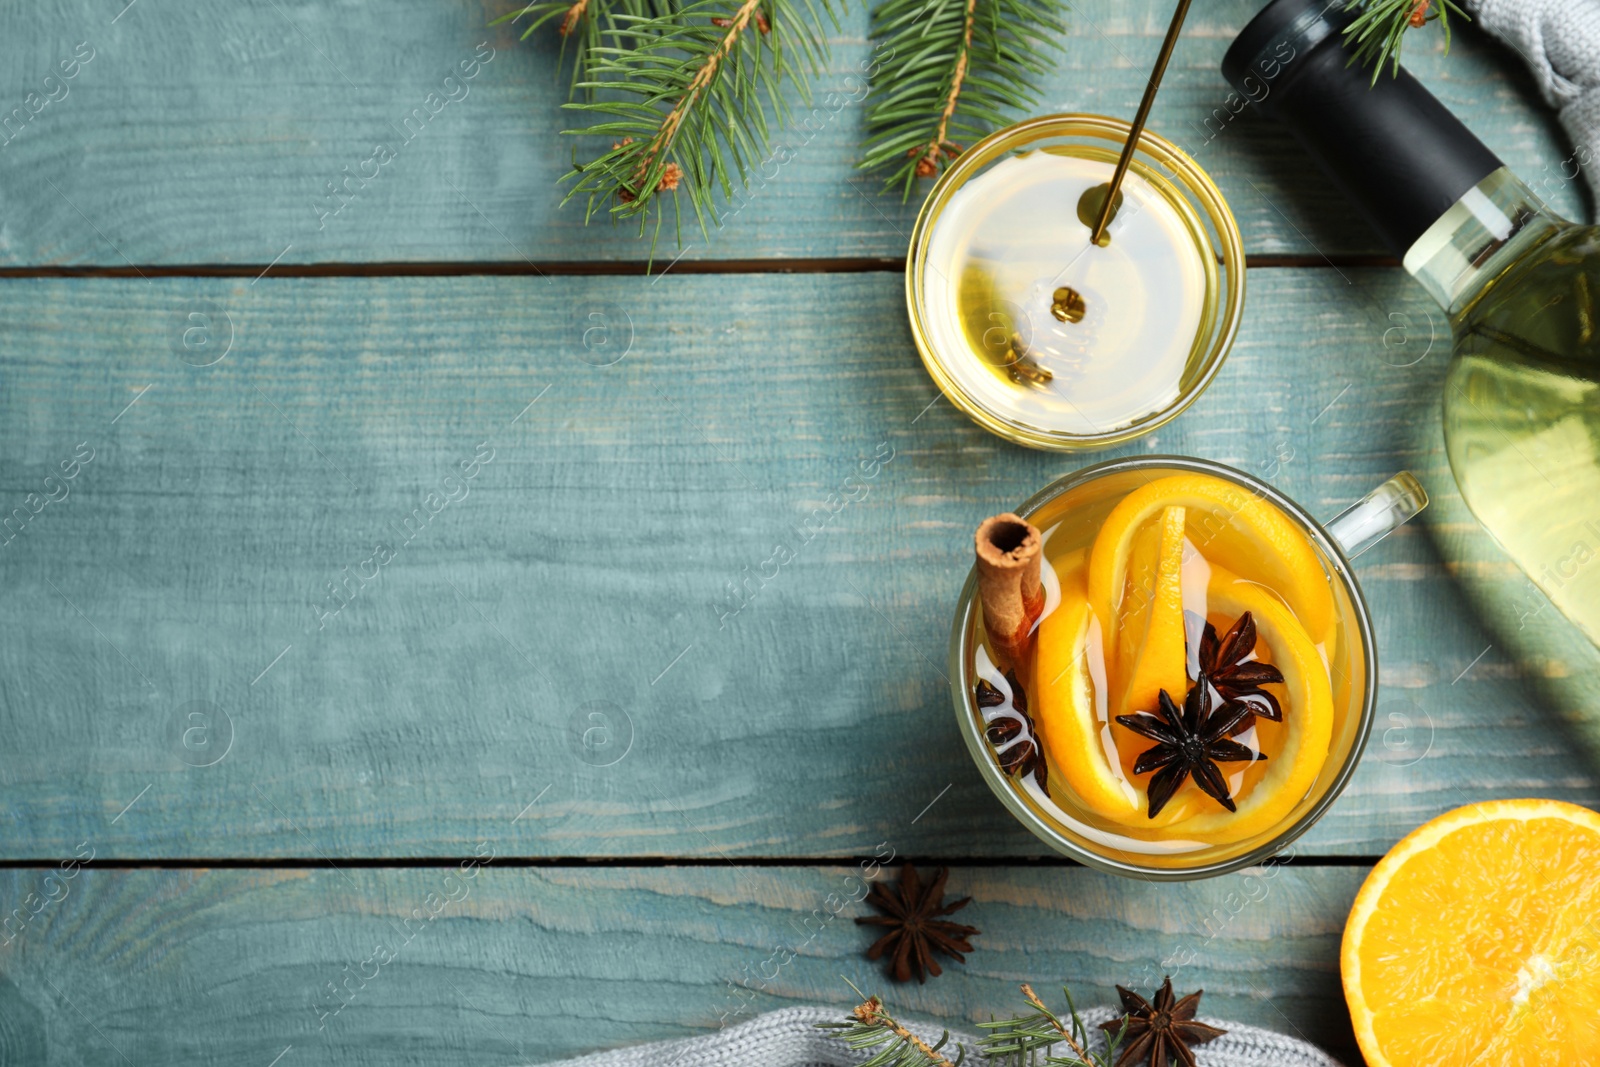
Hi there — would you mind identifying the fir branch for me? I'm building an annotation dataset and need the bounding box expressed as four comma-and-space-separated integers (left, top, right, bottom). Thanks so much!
816, 988, 969, 1067
1342, 0, 1469, 83
917, 0, 975, 181
495, 0, 687, 100
1019, 983, 1096, 1063
560, 0, 840, 246
859, 0, 1066, 197
820, 982, 1130, 1067
975, 984, 1127, 1067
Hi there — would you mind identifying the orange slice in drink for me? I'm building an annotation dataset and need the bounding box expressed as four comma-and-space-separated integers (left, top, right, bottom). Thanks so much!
1033, 580, 1142, 820
1343, 800, 1600, 1066
1111, 519, 1161, 700
1118, 505, 1188, 722
1036, 562, 1330, 839
1145, 566, 1332, 843
1035, 514, 1193, 827
1087, 473, 1335, 649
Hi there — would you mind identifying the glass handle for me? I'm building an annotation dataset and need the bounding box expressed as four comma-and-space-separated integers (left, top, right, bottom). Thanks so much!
1325, 472, 1429, 559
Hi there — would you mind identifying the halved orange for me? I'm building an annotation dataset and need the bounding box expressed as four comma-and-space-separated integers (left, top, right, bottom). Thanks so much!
1343, 800, 1600, 1067
1086, 473, 1336, 649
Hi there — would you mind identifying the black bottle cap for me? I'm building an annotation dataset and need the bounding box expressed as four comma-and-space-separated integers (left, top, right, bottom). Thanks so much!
1221, 0, 1503, 257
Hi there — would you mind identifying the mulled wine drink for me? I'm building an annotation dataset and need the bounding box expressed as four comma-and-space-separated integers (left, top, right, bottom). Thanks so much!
955, 459, 1425, 876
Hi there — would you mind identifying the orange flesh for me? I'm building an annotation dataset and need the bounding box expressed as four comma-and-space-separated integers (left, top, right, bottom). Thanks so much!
1343, 800, 1600, 1067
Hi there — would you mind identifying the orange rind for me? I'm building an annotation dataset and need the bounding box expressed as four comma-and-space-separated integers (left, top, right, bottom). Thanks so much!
1034, 580, 1142, 820
1118, 505, 1189, 723
1087, 473, 1335, 649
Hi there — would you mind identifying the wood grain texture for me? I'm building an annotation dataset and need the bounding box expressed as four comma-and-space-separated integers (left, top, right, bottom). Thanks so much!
0, 864, 1366, 1064
0, 270, 1593, 859
0, 0, 1582, 267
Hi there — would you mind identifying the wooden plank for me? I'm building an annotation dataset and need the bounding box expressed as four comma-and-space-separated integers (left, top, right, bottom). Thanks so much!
0, 270, 1593, 858
0, 864, 1366, 1064
0, 0, 1579, 266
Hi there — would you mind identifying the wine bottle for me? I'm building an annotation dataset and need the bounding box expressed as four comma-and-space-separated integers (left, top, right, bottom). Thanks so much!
1224, 0, 1600, 650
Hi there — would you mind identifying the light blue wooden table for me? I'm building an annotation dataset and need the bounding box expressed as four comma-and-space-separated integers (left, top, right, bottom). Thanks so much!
1, 1, 1595, 1063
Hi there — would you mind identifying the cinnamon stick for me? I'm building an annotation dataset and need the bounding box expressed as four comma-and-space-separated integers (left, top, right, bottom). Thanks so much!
974, 513, 1044, 670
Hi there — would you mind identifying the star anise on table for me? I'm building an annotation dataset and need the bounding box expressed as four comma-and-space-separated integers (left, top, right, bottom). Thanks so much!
976, 671, 1048, 791
1114, 676, 1265, 818
1100, 977, 1227, 1067
855, 863, 978, 984
1188, 610, 1285, 723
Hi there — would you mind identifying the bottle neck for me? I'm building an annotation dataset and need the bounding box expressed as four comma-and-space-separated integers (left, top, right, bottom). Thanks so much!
1403, 167, 1566, 314
1224, 0, 1505, 259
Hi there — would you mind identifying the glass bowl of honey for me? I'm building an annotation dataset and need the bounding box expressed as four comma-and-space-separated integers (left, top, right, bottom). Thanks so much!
907, 114, 1246, 449
950, 457, 1428, 879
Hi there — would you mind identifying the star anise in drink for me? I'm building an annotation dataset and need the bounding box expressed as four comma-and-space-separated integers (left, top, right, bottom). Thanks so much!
1187, 610, 1285, 723
976, 671, 1047, 791
1115, 676, 1265, 818
1100, 977, 1227, 1067
855, 863, 978, 984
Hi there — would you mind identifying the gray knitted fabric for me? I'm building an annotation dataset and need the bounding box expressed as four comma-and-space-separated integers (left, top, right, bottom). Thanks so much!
1471, 0, 1600, 203
529, 1006, 1344, 1067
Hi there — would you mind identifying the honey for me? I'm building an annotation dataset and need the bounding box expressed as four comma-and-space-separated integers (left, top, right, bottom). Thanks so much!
919, 146, 1218, 439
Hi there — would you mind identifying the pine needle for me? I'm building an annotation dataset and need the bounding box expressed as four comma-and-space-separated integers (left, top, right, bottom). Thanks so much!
494, 0, 685, 98
560, 0, 841, 249
816, 989, 969, 1067
1342, 0, 1469, 83
859, 0, 1065, 197
975, 984, 1128, 1067
820, 981, 1129, 1067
